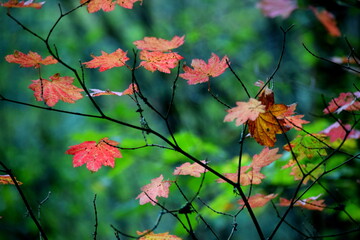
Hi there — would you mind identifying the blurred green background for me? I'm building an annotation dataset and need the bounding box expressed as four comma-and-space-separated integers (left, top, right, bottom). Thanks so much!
1, 0, 360, 239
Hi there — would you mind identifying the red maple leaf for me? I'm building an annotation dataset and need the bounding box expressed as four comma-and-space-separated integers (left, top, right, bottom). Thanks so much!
89, 83, 138, 97
320, 121, 360, 142
310, 6, 341, 37
323, 92, 360, 114
28, 73, 84, 107
179, 53, 229, 84
65, 137, 122, 172
238, 193, 278, 208
280, 194, 326, 211
136, 175, 172, 206
224, 98, 266, 126
173, 160, 208, 177
5, 50, 58, 68
139, 51, 183, 73
1, 0, 45, 9
256, 0, 297, 19
134, 35, 185, 52
83, 49, 129, 72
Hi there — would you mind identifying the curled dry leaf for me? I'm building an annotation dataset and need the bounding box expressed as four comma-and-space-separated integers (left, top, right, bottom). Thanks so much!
323, 92, 360, 114
1, 0, 45, 9
280, 194, 326, 211
238, 193, 278, 208
89, 83, 138, 97
0, 175, 23, 185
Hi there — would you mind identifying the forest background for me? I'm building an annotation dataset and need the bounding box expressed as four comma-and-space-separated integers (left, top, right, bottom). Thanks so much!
0, 0, 360, 239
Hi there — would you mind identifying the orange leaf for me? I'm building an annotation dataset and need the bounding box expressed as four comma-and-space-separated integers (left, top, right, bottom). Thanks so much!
139, 51, 183, 73
28, 73, 84, 107
310, 6, 341, 37
66, 137, 122, 172
0, 175, 23, 185
1, 0, 45, 9
116, 0, 142, 9
224, 98, 265, 126
173, 160, 208, 177
134, 35, 185, 52
280, 194, 326, 211
248, 103, 289, 147
81, 0, 142, 13
251, 147, 282, 172
136, 231, 182, 240
89, 83, 138, 97
83, 49, 129, 72
238, 193, 278, 208
217, 166, 265, 186
5, 50, 57, 68
135, 175, 172, 206
179, 53, 229, 84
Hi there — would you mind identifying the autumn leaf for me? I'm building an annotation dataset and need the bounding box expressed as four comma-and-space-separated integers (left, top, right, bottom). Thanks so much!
256, 0, 297, 19
217, 147, 281, 185
289, 163, 324, 184
116, 0, 142, 9
1, 0, 45, 9
280, 194, 326, 211
83, 49, 129, 72
251, 147, 282, 172
136, 230, 182, 240
5, 50, 57, 68
238, 193, 278, 208
28, 73, 84, 107
217, 166, 265, 186
81, 0, 142, 13
248, 103, 290, 147
66, 137, 122, 172
173, 160, 208, 177
134, 35, 185, 52
89, 83, 138, 97
139, 51, 183, 73
136, 174, 172, 206
179, 53, 229, 84
0, 175, 23, 185
320, 121, 360, 142
323, 92, 360, 114
224, 98, 266, 126
310, 6, 341, 37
